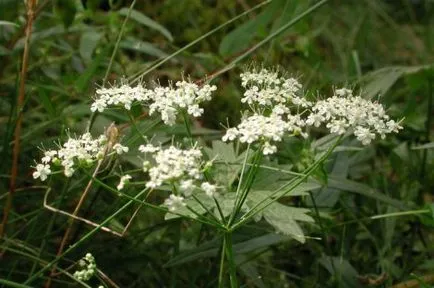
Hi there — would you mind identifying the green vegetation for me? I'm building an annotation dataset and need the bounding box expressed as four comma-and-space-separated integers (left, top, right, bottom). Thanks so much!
1, 0, 433, 287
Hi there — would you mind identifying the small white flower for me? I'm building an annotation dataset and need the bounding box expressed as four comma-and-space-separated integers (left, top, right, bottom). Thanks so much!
112, 143, 129, 155
201, 182, 217, 197
32, 164, 51, 181
263, 142, 277, 155
144, 145, 205, 190
222, 128, 238, 142
142, 160, 151, 172
73, 253, 97, 281
164, 194, 186, 211
180, 179, 195, 196
41, 150, 57, 164
117, 174, 132, 190
354, 127, 376, 145
138, 144, 160, 153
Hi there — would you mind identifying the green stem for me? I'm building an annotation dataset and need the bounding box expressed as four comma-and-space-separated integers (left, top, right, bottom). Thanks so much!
24, 188, 150, 285
128, 112, 147, 140
218, 234, 226, 288
129, 0, 272, 84
86, 0, 137, 132
182, 112, 194, 146
231, 136, 342, 231
228, 144, 251, 225
224, 232, 238, 288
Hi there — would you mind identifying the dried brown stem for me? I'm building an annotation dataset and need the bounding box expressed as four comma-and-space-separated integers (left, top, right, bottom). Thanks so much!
44, 156, 106, 288
0, 0, 37, 240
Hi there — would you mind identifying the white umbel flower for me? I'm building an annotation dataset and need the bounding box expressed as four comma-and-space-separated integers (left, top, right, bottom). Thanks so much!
34, 133, 107, 179
307, 88, 402, 145
201, 182, 217, 197
144, 145, 203, 189
32, 164, 51, 181
117, 174, 132, 190
73, 253, 97, 282
240, 68, 310, 108
113, 143, 129, 155
148, 81, 217, 125
91, 83, 148, 112
164, 194, 186, 211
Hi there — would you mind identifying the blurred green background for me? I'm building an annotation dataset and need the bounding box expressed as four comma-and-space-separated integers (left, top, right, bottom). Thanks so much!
1, 0, 433, 287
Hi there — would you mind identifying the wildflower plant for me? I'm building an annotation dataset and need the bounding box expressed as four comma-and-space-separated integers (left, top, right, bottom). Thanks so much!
32, 67, 402, 287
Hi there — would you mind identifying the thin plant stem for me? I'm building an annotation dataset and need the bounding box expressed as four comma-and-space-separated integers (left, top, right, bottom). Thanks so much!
207, 0, 330, 82
86, 0, 137, 132
228, 144, 250, 226
128, 112, 147, 140
224, 232, 238, 288
214, 197, 226, 224
24, 188, 150, 285
0, 0, 37, 241
182, 112, 194, 146
44, 155, 107, 288
231, 136, 342, 231
191, 194, 222, 226
218, 234, 226, 288
232, 148, 263, 222
129, 0, 272, 84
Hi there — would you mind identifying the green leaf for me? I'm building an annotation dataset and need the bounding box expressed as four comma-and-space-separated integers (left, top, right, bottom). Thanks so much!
120, 37, 168, 58
327, 177, 409, 210
263, 203, 313, 243
361, 65, 430, 99
204, 141, 246, 187
79, 30, 103, 62
236, 254, 266, 288
0, 20, 18, 28
247, 190, 314, 243
319, 256, 362, 288
36, 89, 55, 119
219, 0, 282, 56
75, 45, 110, 93
412, 142, 434, 150
53, 0, 77, 29
118, 8, 173, 42
219, 0, 283, 56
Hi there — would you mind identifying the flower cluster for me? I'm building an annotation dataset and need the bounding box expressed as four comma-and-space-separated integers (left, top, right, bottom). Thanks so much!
73, 253, 97, 282
148, 80, 217, 125
90, 79, 217, 126
223, 68, 310, 155
91, 83, 149, 112
138, 143, 217, 211
33, 133, 107, 180
117, 174, 132, 190
306, 88, 402, 145
240, 68, 311, 108
223, 69, 402, 153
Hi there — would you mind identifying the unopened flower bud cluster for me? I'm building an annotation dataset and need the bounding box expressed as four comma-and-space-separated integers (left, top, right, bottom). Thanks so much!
73, 253, 97, 282
91, 79, 217, 126
33, 133, 107, 180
